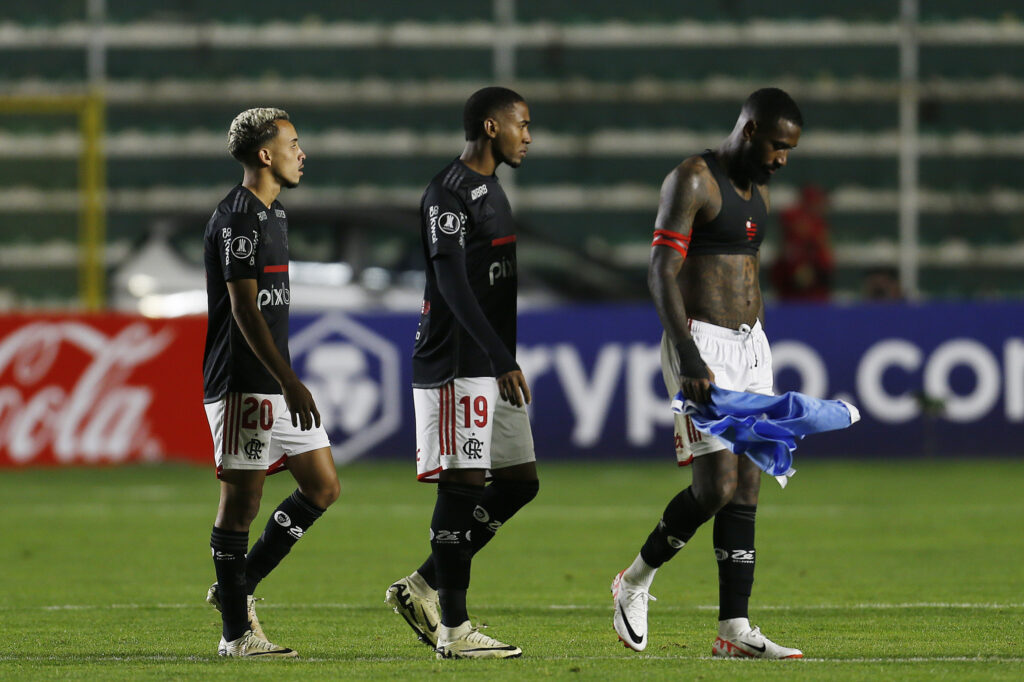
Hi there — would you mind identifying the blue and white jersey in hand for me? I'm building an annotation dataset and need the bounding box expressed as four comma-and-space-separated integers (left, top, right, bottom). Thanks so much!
671, 386, 860, 487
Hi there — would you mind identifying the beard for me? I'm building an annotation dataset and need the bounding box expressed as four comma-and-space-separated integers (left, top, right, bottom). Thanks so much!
744, 155, 776, 185
750, 166, 772, 185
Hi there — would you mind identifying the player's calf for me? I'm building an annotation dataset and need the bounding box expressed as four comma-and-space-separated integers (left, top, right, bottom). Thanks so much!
244, 489, 326, 594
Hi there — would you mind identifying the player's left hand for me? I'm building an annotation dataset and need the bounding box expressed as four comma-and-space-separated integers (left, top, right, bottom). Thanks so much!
680, 366, 716, 404
282, 376, 322, 431
497, 370, 531, 407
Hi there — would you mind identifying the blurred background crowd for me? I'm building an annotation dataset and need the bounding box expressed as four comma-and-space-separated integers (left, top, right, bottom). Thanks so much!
2, 1, 1022, 468
3, 0, 1023, 314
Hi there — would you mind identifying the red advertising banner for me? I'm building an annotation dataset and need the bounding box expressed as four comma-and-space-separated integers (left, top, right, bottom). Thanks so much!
0, 314, 211, 467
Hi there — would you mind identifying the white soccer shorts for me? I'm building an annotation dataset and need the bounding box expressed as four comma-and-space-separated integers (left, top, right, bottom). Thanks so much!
204, 392, 331, 479
661, 319, 774, 465
413, 376, 536, 482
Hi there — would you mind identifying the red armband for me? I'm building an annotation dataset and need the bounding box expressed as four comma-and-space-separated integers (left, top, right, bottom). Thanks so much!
652, 229, 691, 259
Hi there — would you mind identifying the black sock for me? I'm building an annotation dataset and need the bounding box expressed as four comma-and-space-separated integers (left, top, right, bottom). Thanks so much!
417, 478, 539, 590
714, 503, 757, 621
430, 481, 483, 627
244, 490, 325, 595
640, 487, 712, 568
210, 526, 249, 641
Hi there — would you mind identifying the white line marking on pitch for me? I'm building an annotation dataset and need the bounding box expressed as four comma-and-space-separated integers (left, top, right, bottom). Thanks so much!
548, 602, 1024, 611
1, 654, 1022, 664
6, 601, 1021, 613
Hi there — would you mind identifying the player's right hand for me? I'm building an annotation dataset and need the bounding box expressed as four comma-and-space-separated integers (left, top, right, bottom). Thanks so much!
497, 370, 531, 407
282, 377, 321, 431
680, 367, 716, 404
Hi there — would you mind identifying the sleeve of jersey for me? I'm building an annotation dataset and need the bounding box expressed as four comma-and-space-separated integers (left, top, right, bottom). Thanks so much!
433, 252, 519, 376
422, 183, 468, 258
216, 213, 261, 281
652, 228, 692, 259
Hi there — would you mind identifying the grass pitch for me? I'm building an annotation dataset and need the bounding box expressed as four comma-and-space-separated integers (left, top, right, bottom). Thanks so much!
0, 458, 1022, 680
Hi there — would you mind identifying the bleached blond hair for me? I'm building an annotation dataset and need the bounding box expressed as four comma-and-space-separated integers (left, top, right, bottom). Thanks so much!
227, 107, 290, 164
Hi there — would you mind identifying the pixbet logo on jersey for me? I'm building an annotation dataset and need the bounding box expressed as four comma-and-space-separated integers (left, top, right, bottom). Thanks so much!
257, 283, 290, 309
489, 257, 514, 285
289, 313, 402, 464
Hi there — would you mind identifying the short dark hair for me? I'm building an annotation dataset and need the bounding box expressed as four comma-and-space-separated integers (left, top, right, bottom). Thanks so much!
227, 107, 290, 164
463, 87, 525, 141
744, 88, 803, 128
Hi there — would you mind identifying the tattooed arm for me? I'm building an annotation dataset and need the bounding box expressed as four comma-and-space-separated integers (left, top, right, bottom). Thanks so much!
648, 156, 718, 402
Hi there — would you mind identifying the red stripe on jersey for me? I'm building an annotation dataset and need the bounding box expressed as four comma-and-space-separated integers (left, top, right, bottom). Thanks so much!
438, 385, 447, 455
221, 394, 230, 456
225, 394, 236, 456
263, 264, 288, 273
228, 394, 237, 456
231, 394, 241, 453
687, 415, 703, 442
449, 384, 457, 456
491, 235, 517, 246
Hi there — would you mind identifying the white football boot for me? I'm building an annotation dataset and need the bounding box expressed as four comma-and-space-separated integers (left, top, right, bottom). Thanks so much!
435, 620, 522, 659
206, 582, 267, 641
218, 629, 297, 658
611, 569, 656, 651
385, 573, 442, 647
712, 619, 803, 659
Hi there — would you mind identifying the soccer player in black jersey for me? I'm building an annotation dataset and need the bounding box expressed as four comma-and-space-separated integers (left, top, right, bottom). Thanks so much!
611, 89, 806, 659
202, 108, 340, 658
385, 87, 537, 659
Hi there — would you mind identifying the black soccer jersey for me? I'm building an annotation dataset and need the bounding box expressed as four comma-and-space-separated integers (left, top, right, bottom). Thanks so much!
687, 151, 768, 256
412, 158, 519, 387
202, 185, 292, 402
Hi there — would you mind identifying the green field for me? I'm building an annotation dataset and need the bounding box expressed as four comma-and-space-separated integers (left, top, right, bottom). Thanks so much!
0, 459, 1022, 680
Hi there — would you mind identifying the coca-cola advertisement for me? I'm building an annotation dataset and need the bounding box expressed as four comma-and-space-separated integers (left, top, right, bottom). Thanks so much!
0, 314, 210, 467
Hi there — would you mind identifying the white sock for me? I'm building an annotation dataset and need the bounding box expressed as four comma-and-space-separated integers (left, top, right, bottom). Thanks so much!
718, 617, 751, 636
622, 553, 658, 590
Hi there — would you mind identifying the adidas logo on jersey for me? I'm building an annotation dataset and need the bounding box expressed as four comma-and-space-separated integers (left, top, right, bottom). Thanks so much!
470, 184, 488, 200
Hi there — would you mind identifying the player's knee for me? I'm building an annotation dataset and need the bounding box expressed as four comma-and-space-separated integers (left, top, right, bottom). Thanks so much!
730, 485, 759, 506
694, 478, 736, 515
301, 478, 340, 510
492, 477, 539, 506
317, 478, 342, 509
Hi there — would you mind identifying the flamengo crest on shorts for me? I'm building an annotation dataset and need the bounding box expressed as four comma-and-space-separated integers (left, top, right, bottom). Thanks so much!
205, 392, 331, 479
414, 377, 535, 482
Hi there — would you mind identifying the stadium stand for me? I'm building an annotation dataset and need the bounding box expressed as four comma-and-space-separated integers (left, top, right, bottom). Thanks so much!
2, 0, 1023, 305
